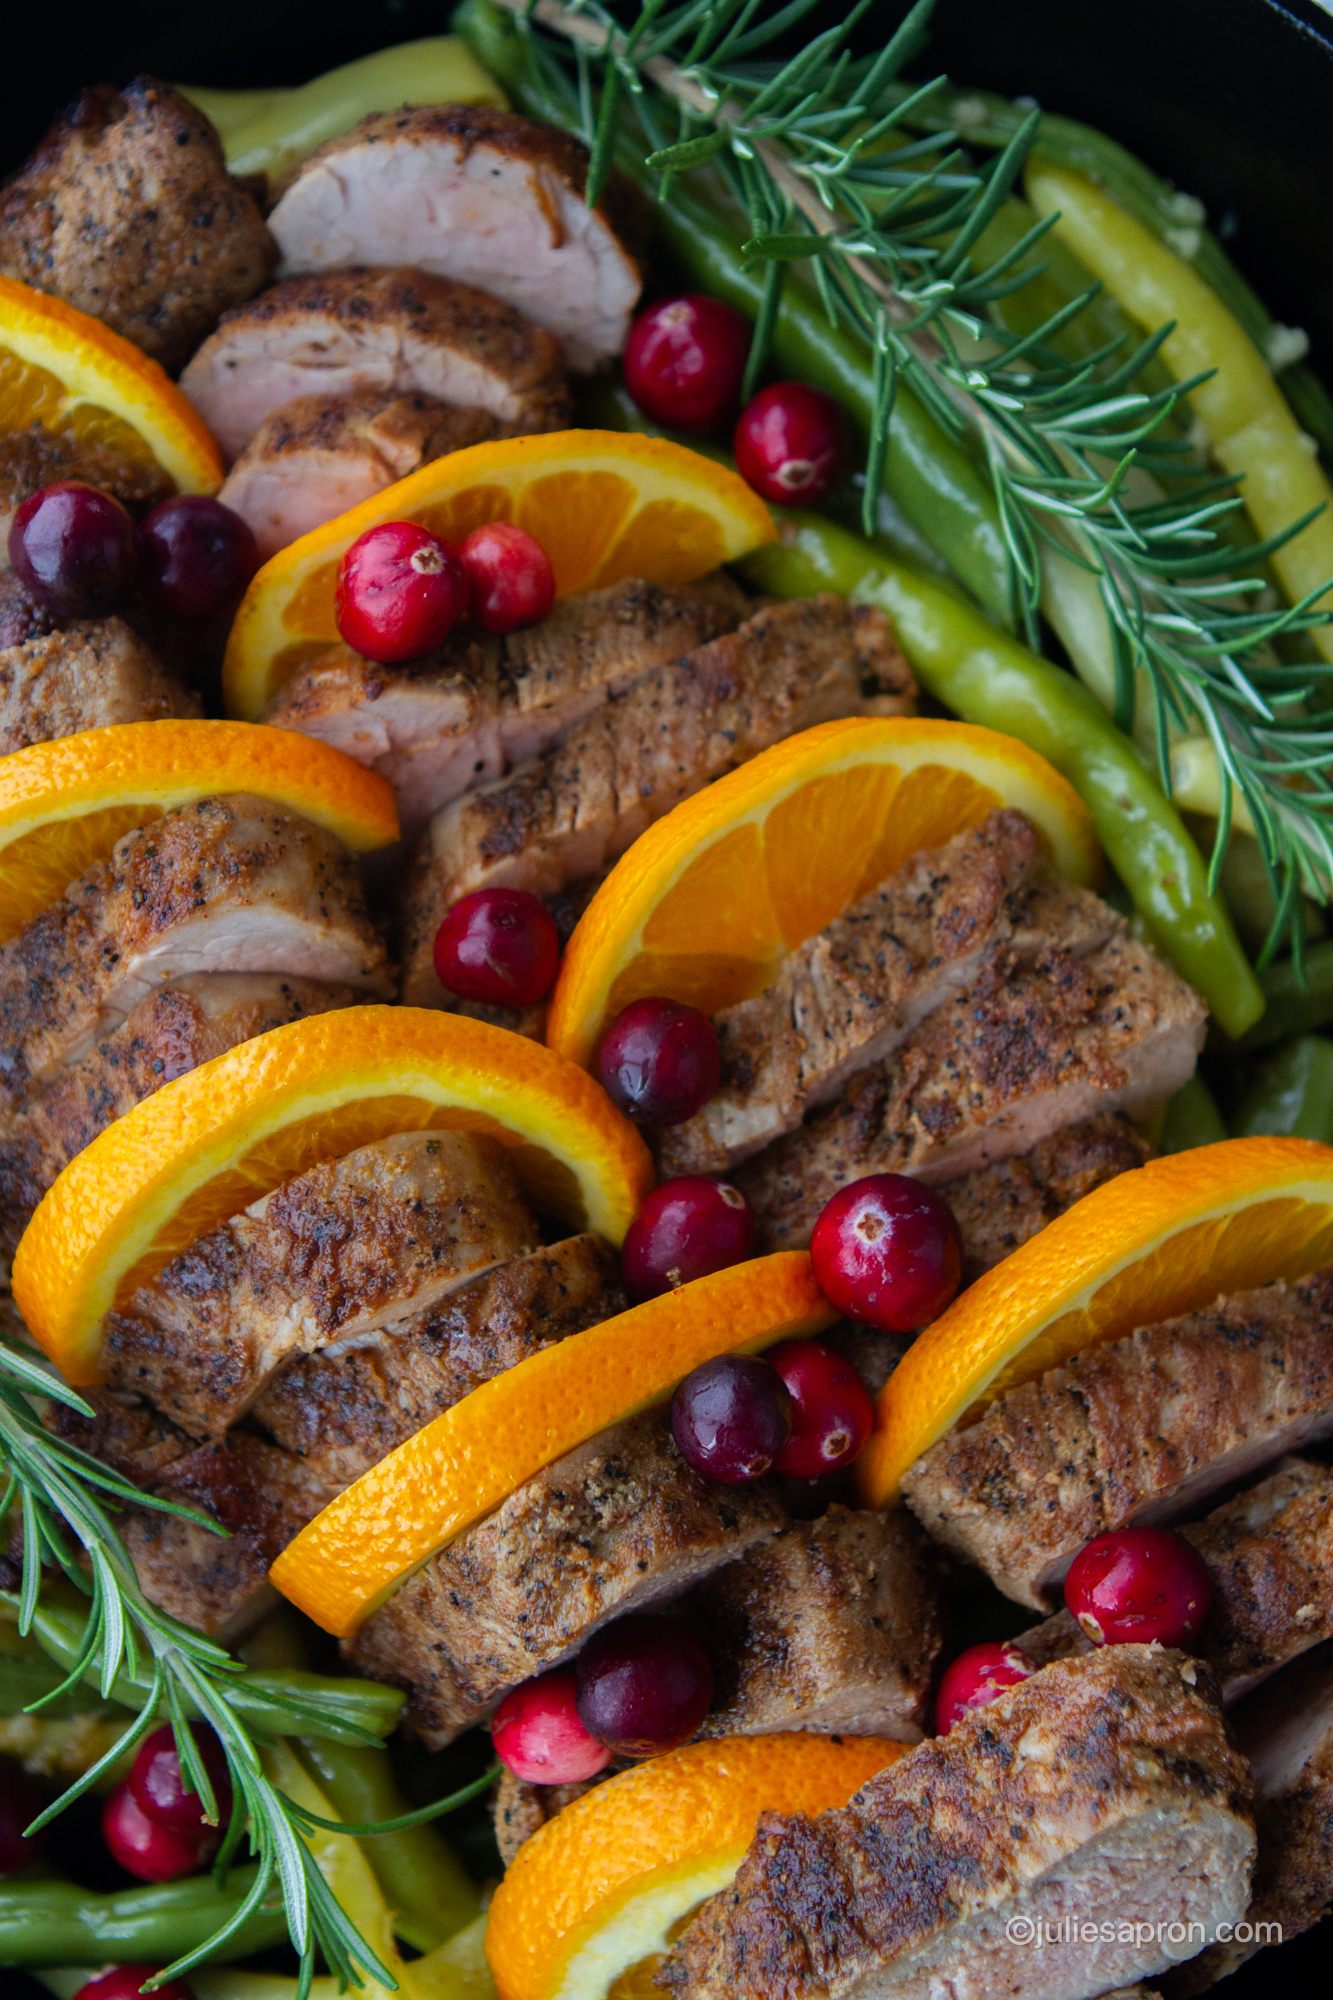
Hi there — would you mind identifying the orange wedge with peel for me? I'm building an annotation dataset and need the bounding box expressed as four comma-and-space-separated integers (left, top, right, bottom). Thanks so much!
0, 275, 223, 494
222, 430, 777, 720
13, 1006, 652, 1386
859, 1135, 1333, 1505
0, 720, 399, 944
546, 715, 1101, 1070
271, 1252, 836, 1634
485, 1732, 906, 2000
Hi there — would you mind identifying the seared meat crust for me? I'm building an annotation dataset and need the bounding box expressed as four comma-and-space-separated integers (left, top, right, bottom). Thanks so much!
0, 431, 172, 559
941, 1112, 1153, 1283
0, 617, 197, 754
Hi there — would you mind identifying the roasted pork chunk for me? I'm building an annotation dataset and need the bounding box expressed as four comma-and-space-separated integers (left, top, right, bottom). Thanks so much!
267, 107, 642, 371
904, 1264, 1333, 1607
661, 1648, 1254, 2000
0, 432, 172, 562
180, 267, 570, 462
0, 616, 198, 755
0, 78, 274, 370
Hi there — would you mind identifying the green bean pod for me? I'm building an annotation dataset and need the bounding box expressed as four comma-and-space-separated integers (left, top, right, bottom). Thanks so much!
1233, 1036, 1333, 1143
0, 1867, 285, 1966
1159, 1074, 1229, 1153
1222, 941, 1333, 1052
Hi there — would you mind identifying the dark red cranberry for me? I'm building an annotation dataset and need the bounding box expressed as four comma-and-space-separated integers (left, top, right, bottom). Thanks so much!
810, 1173, 963, 1332
576, 1613, 714, 1757
130, 1723, 232, 1836
433, 886, 561, 1008
458, 523, 555, 633
597, 998, 720, 1126
492, 1668, 614, 1784
733, 382, 845, 503
8, 481, 141, 617
768, 1338, 874, 1478
622, 1177, 755, 1301
934, 1642, 1034, 1735
72, 1970, 195, 2000
624, 294, 752, 432
671, 1353, 792, 1483
335, 520, 470, 663
0, 1758, 47, 1875
102, 1779, 210, 1882
1064, 1527, 1213, 1648
139, 495, 260, 621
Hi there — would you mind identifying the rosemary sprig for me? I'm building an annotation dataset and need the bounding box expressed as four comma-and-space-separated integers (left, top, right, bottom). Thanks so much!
491, 0, 1333, 962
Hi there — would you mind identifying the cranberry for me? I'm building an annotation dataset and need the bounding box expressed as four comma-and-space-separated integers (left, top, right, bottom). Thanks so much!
1064, 1527, 1213, 1648
335, 520, 470, 663
130, 1723, 232, 1836
576, 1613, 714, 1757
733, 382, 845, 504
0, 1758, 47, 1875
622, 1177, 755, 1301
140, 495, 260, 621
8, 481, 141, 617
492, 1668, 615, 1784
433, 886, 561, 1008
768, 1338, 874, 1478
624, 294, 752, 433
934, 1642, 1034, 1734
72, 1972, 195, 2000
810, 1174, 963, 1333
458, 523, 555, 633
597, 998, 720, 1126
102, 1778, 210, 1882
671, 1353, 792, 1483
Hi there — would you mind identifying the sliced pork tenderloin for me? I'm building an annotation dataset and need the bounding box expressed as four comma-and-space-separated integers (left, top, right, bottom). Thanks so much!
180, 266, 569, 462
266, 107, 643, 372
942, 1112, 1153, 1283
0, 793, 391, 1122
904, 1265, 1333, 1608
0, 616, 198, 753
660, 1646, 1254, 2000
0, 434, 172, 569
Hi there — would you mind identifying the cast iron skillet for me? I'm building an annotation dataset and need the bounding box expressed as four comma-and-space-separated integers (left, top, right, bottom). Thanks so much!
2, 2, 1332, 1992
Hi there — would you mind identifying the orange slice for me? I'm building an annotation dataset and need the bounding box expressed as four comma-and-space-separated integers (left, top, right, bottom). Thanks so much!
0, 720, 399, 945
0, 275, 223, 494
13, 1007, 652, 1385
485, 1733, 906, 2000
858, 1135, 1333, 1505
222, 430, 778, 720
271, 1252, 837, 1634
546, 715, 1101, 1070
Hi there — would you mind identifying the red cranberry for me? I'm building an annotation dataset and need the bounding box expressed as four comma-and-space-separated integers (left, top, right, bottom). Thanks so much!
597, 998, 720, 1126
130, 1723, 232, 1836
102, 1779, 211, 1882
733, 383, 845, 503
335, 520, 470, 663
0, 1758, 47, 1875
934, 1642, 1034, 1734
140, 495, 260, 621
576, 1613, 714, 1757
1064, 1527, 1213, 1648
622, 1177, 755, 1301
768, 1338, 874, 1478
8, 481, 141, 617
72, 1972, 195, 2000
624, 294, 751, 433
433, 886, 561, 1008
671, 1353, 792, 1483
492, 1669, 615, 1784
810, 1174, 963, 1333
458, 523, 555, 633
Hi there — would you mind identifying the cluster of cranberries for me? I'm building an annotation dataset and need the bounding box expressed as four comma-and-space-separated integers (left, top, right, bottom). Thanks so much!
336, 517, 555, 666
8, 483, 260, 623
101, 1722, 233, 1884
625, 293, 846, 504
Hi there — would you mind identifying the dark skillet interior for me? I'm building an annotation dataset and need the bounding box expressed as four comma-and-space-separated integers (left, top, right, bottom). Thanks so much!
2, 2, 1332, 1993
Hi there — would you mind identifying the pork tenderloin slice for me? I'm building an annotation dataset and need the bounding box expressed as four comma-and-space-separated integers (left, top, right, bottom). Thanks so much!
272, 577, 746, 846
103, 1130, 538, 1438
0, 435, 173, 570
0, 793, 391, 1121
0, 616, 197, 753
267, 107, 643, 372
180, 266, 570, 462
945, 1112, 1153, 1284
904, 1264, 1333, 1609
343, 1407, 788, 1747
410, 597, 916, 914
1017, 1457, 1333, 1704
661, 1646, 1255, 2000
0, 973, 358, 1252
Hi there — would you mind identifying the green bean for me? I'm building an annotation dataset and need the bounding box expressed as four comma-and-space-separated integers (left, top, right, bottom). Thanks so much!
1233, 1036, 1333, 1143
0, 1866, 285, 1966
1222, 942, 1333, 1052
175, 87, 288, 142
296, 1739, 480, 1952
1159, 1074, 1228, 1153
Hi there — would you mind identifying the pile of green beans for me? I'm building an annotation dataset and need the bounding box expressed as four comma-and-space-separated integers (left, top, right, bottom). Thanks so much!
0, 1869, 287, 1968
